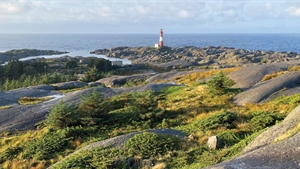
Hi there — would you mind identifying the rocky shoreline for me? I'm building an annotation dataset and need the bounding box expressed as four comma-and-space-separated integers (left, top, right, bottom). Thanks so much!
91, 46, 300, 67
0, 49, 68, 64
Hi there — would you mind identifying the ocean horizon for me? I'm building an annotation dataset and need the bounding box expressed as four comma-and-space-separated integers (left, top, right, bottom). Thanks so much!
0, 33, 299, 58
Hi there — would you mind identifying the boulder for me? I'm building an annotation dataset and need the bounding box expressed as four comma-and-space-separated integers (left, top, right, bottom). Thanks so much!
207, 136, 219, 150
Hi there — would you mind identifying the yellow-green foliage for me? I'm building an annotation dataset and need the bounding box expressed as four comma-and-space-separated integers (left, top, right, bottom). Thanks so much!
288, 65, 300, 71
174, 67, 239, 85
261, 66, 300, 82
0, 106, 12, 110
18, 96, 53, 105
274, 122, 300, 143
261, 71, 287, 82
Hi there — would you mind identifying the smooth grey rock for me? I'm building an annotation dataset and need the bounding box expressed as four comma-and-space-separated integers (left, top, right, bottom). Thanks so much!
51, 81, 88, 90
229, 63, 296, 90
96, 73, 156, 87
233, 71, 300, 105
0, 85, 59, 106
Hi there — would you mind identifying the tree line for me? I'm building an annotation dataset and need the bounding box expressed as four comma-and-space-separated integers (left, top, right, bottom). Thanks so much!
0, 58, 117, 91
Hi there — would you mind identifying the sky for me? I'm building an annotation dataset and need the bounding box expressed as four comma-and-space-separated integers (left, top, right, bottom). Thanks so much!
1, 0, 300, 34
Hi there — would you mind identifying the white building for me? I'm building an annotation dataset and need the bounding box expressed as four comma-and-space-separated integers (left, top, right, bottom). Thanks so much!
111, 61, 123, 66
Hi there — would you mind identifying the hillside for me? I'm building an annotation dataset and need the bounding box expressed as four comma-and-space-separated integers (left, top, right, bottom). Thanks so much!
1, 47, 300, 168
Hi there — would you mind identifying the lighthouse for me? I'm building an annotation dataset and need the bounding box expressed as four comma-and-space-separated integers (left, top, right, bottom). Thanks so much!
159, 29, 163, 47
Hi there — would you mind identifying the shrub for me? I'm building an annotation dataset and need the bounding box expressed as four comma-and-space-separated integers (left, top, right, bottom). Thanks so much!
206, 71, 235, 95
217, 130, 244, 148
199, 109, 237, 131
53, 147, 129, 169
250, 111, 286, 132
0, 147, 22, 163
125, 132, 182, 158
23, 130, 71, 160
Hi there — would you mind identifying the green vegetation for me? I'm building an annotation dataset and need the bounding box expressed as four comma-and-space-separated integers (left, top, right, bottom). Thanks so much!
206, 71, 236, 95
0, 57, 118, 90
0, 68, 298, 169
18, 96, 53, 105
0, 106, 12, 110
125, 132, 182, 158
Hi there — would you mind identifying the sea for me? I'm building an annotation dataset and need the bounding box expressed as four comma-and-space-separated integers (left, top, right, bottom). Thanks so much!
0, 34, 300, 64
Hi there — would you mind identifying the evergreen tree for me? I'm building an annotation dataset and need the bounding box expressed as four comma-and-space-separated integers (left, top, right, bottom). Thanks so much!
45, 101, 78, 129
77, 89, 107, 126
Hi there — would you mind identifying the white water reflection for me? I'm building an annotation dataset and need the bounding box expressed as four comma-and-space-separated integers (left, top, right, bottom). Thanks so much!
44, 94, 65, 103
2, 51, 131, 65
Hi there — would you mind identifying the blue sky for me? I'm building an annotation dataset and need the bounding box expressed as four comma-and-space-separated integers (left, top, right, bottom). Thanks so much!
1, 0, 300, 34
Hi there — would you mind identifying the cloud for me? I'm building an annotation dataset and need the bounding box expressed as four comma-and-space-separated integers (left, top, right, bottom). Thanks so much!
286, 6, 300, 17
0, 0, 298, 33
178, 10, 193, 18
0, 1, 31, 15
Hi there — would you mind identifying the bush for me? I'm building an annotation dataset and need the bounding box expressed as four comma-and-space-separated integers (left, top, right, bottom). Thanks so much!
207, 71, 235, 95
125, 132, 182, 158
250, 111, 286, 132
0, 147, 22, 163
217, 130, 244, 148
199, 109, 237, 131
23, 130, 71, 160
53, 147, 129, 169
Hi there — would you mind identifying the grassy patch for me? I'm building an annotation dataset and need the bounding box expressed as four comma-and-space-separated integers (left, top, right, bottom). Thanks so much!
0, 106, 12, 110
18, 96, 53, 105
59, 86, 90, 94
174, 67, 239, 85
274, 122, 300, 143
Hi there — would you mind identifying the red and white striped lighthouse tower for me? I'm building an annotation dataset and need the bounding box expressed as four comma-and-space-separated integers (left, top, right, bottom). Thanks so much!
159, 29, 163, 47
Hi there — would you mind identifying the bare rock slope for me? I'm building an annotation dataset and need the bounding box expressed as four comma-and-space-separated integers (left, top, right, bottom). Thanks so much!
229, 62, 300, 105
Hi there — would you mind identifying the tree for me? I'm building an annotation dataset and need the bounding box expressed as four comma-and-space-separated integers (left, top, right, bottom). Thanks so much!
207, 71, 235, 95
23, 66, 37, 76
0, 65, 5, 84
45, 101, 78, 129
66, 60, 78, 69
82, 66, 102, 82
77, 89, 107, 126
5, 60, 24, 80
87, 58, 113, 72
